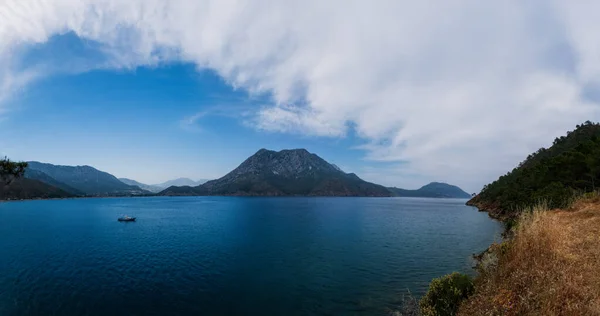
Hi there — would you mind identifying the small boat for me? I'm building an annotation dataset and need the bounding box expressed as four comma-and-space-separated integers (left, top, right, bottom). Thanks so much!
118, 215, 136, 222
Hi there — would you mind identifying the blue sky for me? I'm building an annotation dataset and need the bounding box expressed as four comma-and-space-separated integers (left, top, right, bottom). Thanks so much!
1, 32, 396, 187
2, 1, 600, 192
2, 54, 377, 185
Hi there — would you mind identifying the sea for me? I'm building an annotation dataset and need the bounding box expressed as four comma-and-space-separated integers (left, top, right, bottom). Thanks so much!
0, 196, 502, 316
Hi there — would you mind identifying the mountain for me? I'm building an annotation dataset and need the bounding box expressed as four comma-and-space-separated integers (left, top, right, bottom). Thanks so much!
26, 161, 149, 196
25, 169, 84, 195
468, 121, 600, 220
118, 178, 163, 193
388, 182, 471, 198
153, 178, 209, 189
159, 148, 391, 197
0, 178, 73, 200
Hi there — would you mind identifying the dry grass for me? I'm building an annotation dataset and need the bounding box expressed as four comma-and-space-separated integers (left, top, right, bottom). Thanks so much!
459, 196, 600, 316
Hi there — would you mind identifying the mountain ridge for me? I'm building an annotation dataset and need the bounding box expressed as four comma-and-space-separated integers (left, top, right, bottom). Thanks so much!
118, 178, 164, 193
8, 154, 471, 200
25, 169, 85, 195
26, 161, 149, 196
153, 177, 209, 189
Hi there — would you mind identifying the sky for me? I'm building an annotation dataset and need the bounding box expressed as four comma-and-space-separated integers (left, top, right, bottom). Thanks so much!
1, 1, 600, 192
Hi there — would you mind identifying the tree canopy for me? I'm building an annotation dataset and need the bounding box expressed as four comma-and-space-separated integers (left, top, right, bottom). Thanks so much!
0, 157, 28, 185
473, 121, 600, 214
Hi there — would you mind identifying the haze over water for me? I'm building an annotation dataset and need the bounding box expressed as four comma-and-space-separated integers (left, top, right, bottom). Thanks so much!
0, 197, 501, 315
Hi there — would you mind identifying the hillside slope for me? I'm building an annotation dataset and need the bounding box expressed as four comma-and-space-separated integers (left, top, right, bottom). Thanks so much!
160, 149, 391, 197
0, 178, 73, 200
459, 197, 600, 315
25, 169, 84, 196
27, 161, 148, 196
468, 121, 600, 219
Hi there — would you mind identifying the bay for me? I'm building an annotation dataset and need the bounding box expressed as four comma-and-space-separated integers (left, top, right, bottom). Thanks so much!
0, 197, 501, 316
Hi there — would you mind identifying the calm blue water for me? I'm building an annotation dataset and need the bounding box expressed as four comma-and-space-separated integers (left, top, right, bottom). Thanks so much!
0, 197, 501, 316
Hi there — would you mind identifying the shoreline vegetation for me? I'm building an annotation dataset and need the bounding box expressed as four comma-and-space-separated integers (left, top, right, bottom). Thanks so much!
409, 194, 600, 316
412, 122, 600, 316
468, 121, 600, 221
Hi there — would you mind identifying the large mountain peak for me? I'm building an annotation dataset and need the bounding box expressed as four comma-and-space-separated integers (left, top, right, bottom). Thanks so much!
233, 148, 338, 178
161, 148, 390, 196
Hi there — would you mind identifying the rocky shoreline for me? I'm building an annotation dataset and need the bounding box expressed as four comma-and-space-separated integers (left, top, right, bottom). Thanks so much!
466, 195, 511, 221
466, 196, 515, 274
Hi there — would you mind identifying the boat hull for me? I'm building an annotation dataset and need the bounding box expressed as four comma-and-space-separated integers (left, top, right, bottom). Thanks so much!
117, 218, 136, 222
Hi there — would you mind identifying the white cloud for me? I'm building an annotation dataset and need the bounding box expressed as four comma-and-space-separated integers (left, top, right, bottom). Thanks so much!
1, 0, 600, 191
180, 103, 254, 132
0, 49, 42, 109
255, 105, 347, 137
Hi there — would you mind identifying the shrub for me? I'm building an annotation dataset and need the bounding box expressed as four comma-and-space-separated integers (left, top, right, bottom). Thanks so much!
419, 272, 474, 316
390, 290, 421, 316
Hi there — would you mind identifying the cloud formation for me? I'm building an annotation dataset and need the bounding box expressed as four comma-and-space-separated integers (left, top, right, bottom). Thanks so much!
180, 103, 255, 132
1, 0, 600, 191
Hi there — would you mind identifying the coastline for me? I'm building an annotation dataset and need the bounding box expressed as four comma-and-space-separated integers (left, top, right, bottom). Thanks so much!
458, 196, 600, 315
0, 194, 157, 203
0, 194, 472, 203
467, 202, 510, 269
465, 197, 512, 260
466, 196, 508, 221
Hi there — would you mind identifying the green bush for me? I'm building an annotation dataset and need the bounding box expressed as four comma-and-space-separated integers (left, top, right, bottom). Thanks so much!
419, 272, 474, 316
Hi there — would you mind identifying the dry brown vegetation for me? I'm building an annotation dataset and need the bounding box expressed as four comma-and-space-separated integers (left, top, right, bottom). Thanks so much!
459, 195, 600, 316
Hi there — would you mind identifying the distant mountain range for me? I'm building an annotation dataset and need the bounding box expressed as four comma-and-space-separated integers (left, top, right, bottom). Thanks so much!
0, 150, 470, 200
154, 178, 209, 189
25, 161, 149, 196
118, 177, 209, 193
159, 149, 471, 198
118, 178, 164, 193
388, 182, 471, 198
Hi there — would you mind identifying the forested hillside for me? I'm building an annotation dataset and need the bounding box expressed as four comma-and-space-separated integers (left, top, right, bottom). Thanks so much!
468, 121, 600, 218
27, 161, 148, 196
